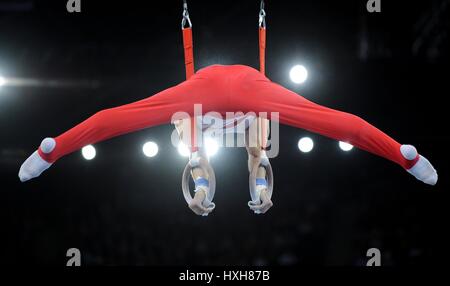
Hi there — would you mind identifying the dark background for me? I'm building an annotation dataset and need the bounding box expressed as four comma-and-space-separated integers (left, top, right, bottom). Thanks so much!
0, 0, 448, 266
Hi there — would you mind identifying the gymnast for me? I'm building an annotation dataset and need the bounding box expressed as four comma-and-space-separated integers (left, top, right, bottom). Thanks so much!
18, 1, 437, 217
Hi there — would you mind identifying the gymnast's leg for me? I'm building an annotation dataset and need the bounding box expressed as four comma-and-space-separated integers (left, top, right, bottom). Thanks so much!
18, 78, 212, 182
237, 73, 437, 185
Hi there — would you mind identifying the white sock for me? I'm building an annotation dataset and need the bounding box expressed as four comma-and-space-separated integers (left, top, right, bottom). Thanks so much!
401, 144, 438, 186
18, 138, 55, 182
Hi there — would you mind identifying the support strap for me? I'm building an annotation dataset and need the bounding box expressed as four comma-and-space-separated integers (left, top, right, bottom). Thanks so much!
259, 0, 267, 75
259, 27, 266, 76
181, 0, 198, 152
258, 0, 269, 150
182, 28, 195, 79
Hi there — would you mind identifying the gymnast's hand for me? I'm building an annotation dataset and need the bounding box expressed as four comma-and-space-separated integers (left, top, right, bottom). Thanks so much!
188, 188, 215, 216
248, 188, 273, 214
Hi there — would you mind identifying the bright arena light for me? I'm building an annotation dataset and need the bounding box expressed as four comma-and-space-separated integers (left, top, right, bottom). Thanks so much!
177, 142, 191, 157
0, 76, 5, 86
289, 65, 308, 84
205, 137, 219, 157
81, 145, 96, 160
339, 141, 354, 152
142, 141, 159, 157
298, 137, 314, 153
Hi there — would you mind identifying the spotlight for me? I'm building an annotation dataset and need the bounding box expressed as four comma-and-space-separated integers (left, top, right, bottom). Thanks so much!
339, 141, 354, 152
298, 137, 314, 153
143, 141, 159, 157
81, 145, 96, 160
177, 142, 191, 157
0, 76, 5, 87
289, 65, 308, 84
205, 137, 219, 157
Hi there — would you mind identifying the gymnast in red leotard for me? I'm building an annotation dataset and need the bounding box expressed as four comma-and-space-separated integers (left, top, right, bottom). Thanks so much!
18, 1, 437, 216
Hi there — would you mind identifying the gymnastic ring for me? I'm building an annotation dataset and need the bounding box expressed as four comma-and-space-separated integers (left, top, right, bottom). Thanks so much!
182, 157, 216, 207
249, 157, 273, 203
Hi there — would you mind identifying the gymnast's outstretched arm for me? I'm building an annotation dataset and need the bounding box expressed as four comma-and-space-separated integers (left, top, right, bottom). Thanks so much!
174, 120, 215, 216
245, 119, 273, 214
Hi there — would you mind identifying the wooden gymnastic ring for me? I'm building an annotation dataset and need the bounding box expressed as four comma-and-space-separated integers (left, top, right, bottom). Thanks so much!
182, 157, 216, 205
249, 157, 273, 202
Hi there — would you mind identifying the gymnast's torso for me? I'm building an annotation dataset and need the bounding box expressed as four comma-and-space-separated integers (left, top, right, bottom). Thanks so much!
190, 65, 263, 134
197, 113, 256, 134
194, 64, 262, 79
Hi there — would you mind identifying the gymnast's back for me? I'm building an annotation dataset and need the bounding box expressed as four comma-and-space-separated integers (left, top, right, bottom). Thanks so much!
191, 64, 268, 83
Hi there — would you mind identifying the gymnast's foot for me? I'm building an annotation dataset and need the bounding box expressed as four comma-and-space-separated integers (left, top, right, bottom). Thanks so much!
18, 138, 55, 182
401, 145, 438, 186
